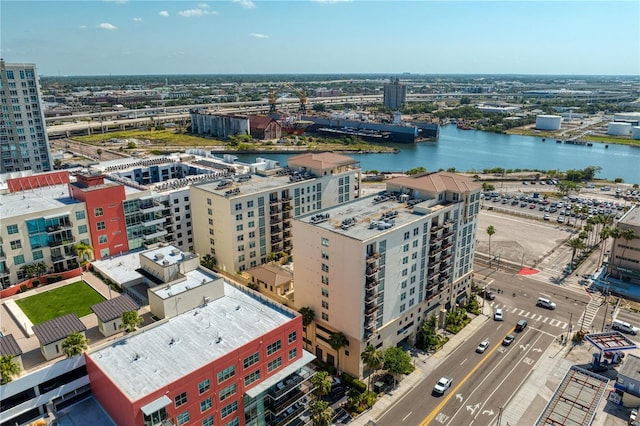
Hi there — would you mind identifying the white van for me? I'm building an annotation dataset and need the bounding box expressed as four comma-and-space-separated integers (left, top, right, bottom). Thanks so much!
536, 297, 556, 310
612, 319, 639, 335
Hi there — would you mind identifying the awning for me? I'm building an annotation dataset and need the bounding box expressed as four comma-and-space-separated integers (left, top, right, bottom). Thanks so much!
245, 350, 315, 399
140, 395, 171, 416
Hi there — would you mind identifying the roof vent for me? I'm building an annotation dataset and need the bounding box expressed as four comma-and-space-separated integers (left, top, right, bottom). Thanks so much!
216, 336, 222, 343
133, 353, 140, 361
235, 305, 241, 311
171, 249, 180, 255
154, 253, 164, 260
169, 338, 176, 346
162, 260, 169, 265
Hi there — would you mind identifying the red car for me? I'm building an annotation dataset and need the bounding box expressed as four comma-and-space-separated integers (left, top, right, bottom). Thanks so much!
529, 204, 536, 209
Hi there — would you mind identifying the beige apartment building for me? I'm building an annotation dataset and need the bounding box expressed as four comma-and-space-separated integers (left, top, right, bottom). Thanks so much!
191, 153, 361, 273
292, 172, 482, 378
607, 205, 640, 286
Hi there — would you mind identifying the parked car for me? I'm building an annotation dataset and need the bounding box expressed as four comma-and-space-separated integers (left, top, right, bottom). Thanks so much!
543, 214, 550, 220
433, 376, 453, 395
476, 340, 490, 353
502, 334, 515, 346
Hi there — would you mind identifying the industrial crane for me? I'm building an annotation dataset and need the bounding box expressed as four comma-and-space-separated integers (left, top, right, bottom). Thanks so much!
268, 83, 307, 114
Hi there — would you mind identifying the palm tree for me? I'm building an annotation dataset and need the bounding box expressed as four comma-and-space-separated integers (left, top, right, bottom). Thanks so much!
120, 310, 144, 333
309, 399, 333, 426
565, 237, 586, 267
603, 226, 621, 266
61, 332, 89, 358
486, 225, 496, 256
583, 223, 594, 247
0, 355, 21, 384
360, 344, 384, 390
200, 254, 217, 270
328, 332, 348, 374
311, 371, 332, 397
298, 307, 315, 350
33, 261, 47, 277
73, 241, 94, 265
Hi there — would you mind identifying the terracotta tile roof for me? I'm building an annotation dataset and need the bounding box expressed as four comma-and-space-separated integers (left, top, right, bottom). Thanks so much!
387, 171, 481, 194
32, 313, 87, 346
288, 152, 359, 171
246, 263, 293, 287
0, 334, 22, 356
91, 294, 139, 322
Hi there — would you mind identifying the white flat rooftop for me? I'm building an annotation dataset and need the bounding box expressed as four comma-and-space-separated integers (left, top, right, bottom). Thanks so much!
88, 282, 295, 401
153, 269, 219, 299
91, 250, 145, 285
0, 184, 82, 219
141, 245, 196, 267
194, 173, 309, 198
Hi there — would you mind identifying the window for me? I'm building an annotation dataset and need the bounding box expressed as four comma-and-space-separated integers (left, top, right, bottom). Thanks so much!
10, 240, 21, 250
96, 221, 106, 231
321, 288, 329, 297
200, 397, 212, 412
322, 301, 329, 309
98, 235, 108, 244
7, 224, 19, 234
244, 370, 261, 386
268, 357, 282, 372
176, 411, 190, 426
321, 250, 329, 260
235, 203, 242, 211
235, 214, 243, 221
174, 392, 188, 407
198, 379, 210, 394
218, 365, 235, 383
289, 348, 297, 360
94, 207, 104, 217
221, 401, 238, 418
236, 224, 243, 231
404, 231, 410, 240
322, 237, 329, 247
75, 210, 86, 220
247, 200, 254, 208
33, 250, 43, 260
219, 383, 236, 401
226, 418, 239, 426
243, 352, 259, 369
321, 312, 329, 321
203, 416, 214, 426
288, 331, 297, 344
321, 263, 329, 272
207, 198, 212, 205
321, 276, 329, 285
14, 255, 25, 265
78, 224, 88, 234
267, 340, 281, 356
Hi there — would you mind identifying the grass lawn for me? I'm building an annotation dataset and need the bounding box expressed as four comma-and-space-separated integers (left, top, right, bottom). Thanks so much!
15, 281, 105, 325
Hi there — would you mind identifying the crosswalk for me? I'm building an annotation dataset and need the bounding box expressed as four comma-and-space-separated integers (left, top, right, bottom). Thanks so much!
488, 302, 569, 330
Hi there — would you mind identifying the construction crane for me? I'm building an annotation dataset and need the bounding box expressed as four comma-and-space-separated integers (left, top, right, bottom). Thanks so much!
268, 83, 307, 114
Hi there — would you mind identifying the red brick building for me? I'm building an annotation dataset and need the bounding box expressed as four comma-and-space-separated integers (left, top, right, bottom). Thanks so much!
248, 116, 281, 140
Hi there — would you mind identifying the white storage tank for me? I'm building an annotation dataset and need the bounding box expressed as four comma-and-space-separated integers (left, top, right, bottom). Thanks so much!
632, 126, 640, 140
607, 122, 632, 136
535, 115, 562, 130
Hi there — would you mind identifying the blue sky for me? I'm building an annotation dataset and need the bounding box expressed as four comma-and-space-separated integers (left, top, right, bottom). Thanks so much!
2, 1, 638, 76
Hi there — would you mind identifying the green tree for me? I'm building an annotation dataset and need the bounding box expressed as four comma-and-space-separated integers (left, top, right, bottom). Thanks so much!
299, 307, 315, 350
61, 332, 89, 358
328, 332, 348, 374
120, 310, 144, 333
419, 315, 444, 352
565, 237, 586, 266
618, 228, 637, 266
556, 180, 580, 196
481, 182, 495, 192
360, 344, 384, 390
486, 225, 496, 256
200, 254, 217, 270
73, 241, 94, 264
309, 399, 333, 426
0, 355, 21, 384
405, 166, 427, 176
53, 158, 62, 169
383, 346, 414, 388
312, 103, 327, 112
96, 148, 103, 158
311, 371, 332, 397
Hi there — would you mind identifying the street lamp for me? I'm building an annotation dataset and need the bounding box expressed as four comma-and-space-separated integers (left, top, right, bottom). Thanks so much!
566, 312, 573, 343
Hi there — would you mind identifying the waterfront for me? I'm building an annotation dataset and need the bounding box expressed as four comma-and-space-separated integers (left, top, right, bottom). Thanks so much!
233, 125, 640, 183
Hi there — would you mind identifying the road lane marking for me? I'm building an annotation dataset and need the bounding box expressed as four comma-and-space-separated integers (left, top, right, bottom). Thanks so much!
421, 337, 506, 426
460, 358, 467, 366
402, 411, 412, 421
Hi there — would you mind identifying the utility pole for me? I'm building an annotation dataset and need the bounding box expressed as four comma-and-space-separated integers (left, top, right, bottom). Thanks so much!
497, 406, 503, 426
566, 312, 573, 343
601, 289, 609, 332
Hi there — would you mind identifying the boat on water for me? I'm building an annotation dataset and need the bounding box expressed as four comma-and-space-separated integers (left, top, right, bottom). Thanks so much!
456, 121, 472, 130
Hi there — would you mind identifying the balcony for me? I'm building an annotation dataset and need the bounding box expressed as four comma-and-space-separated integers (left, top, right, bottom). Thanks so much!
430, 225, 442, 234
143, 230, 168, 240
0, 249, 5, 261
272, 243, 282, 252
49, 238, 75, 248
270, 213, 281, 221
282, 212, 292, 220
51, 250, 76, 263
430, 243, 441, 253
365, 266, 379, 277
283, 242, 292, 251
142, 217, 166, 227
140, 204, 164, 214
365, 305, 379, 316
269, 198, 279, 205
46, 222, 73, 233
443, 230, 455, 239
271, 226, 282, 234
366, 251, 379, 264
281, 195, 292, 202
365, 278, 378, 289
271, 236, 282, 244
270, 207, 282, 215
365, 287, 377, 299
283, 220, 292, 229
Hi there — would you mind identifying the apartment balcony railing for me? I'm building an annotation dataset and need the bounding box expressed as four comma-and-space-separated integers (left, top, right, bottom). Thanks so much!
142, 217, 166, 227
365, 266, 379, 277
283, 212, 292, 220
140, 204, 164, 213
366, 251, 379, 264
143, 230, 168, 240
442, 242, 453, 251
269, 198, 279, 205
271, 226, 282, 234
272, 244, 282, 252
283, 242, 292, 251
46, 222, 73, 233
365, 287, 377, 299
0, 249, 5, 261
271, 236, 282, 244
365, 278, 378, 289
283, 220, 292, 229
283, 232, 292, 240
270, 214, 281, 221
443, 230, 455, 239
270, 207, 282, 215
430, 243, 441, 253
430, 225, 442, 234
365, 305, 379, 316
49, 238, 75, 248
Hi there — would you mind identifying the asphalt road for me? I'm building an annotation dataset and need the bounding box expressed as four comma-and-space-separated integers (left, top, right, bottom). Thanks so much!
377, 273, 591, 426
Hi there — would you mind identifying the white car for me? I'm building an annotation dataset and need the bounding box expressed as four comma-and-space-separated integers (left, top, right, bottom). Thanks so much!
433, 376, 453, 395
476, 340, 489, 353
494, 309, 503, 321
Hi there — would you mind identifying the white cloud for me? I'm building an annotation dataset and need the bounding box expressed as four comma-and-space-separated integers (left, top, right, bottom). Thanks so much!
198, 3, 209, 8
104, 0, 128, 3
133, 17, 143, 22
312, 0, 352, 3
159, 10, 169, 17
233, 0, 255, 9
178, 6, 218, 17
97, 22, 118, 30
79, 25, 87, 29
250, 33, 269, 39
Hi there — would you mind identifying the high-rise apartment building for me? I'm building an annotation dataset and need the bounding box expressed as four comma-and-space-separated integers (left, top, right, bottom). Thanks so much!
292, 172, 482, 377
191, 153, 361, 273
0, 59, 52, 174
383, 77, 407, 110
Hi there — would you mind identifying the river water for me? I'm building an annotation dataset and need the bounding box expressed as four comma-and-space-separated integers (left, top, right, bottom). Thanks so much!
231, 125, 640, 183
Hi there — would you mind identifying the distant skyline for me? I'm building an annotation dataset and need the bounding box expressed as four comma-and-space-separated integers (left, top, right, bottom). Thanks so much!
2, 1, 639, 77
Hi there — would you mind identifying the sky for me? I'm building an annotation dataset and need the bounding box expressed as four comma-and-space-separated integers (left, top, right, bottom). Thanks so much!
1, 0, 639, 76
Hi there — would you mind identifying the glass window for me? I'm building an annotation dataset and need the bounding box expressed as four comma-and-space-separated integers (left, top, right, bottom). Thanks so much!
10, 240, 22, 250
226, 417, 239, 426
219, 383, 236, 401
176, 411, 190, 426
98, 235, 108, 244
266, 340, 281, 356
244, 370, 261, 387
96, 221, 106, 231
321, 237, 329, 247
288, 331, 296, 344
217, 365, 235, 383
243, 352, 259, 369
267, 357, 282, 372
198, 379, 210, 394
75, 210, 86, 220
200, 397, 212, 413
33, 250, 43, 260
94, 207, 104, 217
7, 224, 19, 234
202, 416, 214, 426
78, 224, 88, 234
221, 401, 238, 418
288, 348, 297, 360
14, 255, 25, 265
174, 392, 188, 407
